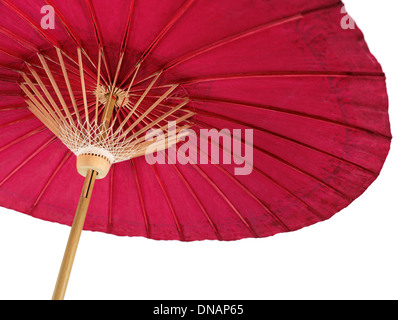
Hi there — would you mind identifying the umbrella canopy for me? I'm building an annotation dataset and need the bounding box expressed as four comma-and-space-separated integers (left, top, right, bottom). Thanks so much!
0, 0, 391, 244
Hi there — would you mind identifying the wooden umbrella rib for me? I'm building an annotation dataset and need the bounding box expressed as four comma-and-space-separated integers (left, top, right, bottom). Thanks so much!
138, 98, 193, 114
37, 51, 96, 86
196, 119, 353, 201
162, 1, 342, 73
117, 101, 142, 133
53, 48, 102, 85
193, 123, 325, 221
166, 154, 223, 241
189, 162, 258, 238
130, 159, 151, 238
117, 84, 179, 141
152, 165, 185, 241
32, 151, 73, 208
121, 71, 158, 90
84, 0, 112, 84
125, 98, 191, 143
45, 0, 109, 83
56, 48, 80, 125
0, 0, 59, 47
130, 108, 194, 142
114, 71, 163, 136
132, 124, 191, 151
177, 71, 386, 87
0, 63, 22, 73
112, 51, 125, 90
140, 0, 195, 61
0, 46, 26, 61
0, 75, 20, 83
126, 104, 195, 142
124, 63, 141, 99
23, 61, 83, 89
130, 132, 181, 159
0, 90, 25, 96
0, 137, 57, 188
44, 0, 82, 47
195, 110, 379, 176
120, 0, 136, 53
132, 126, 190, 159
129, 93, 188, 101
23, 99, 59, 136
94, 49, 102, 124
0, 114, 36, 129
0, 125, 46, 153
0, 105, 27, 111
26, 64, 67, 123
191, 96, 391, 139
189, 142, 291, 232
25, 101, 59, 136
77, 47, 90, 128
19, 83, 60, 132
200, 118, 352, 201
133, 100, 195, 125
163, 17, 302, 72
212, 162, 291, 232
115, 110, 151, 238
0, 25, 37, 52
119, 0, 195, 87
110, 63, 142, 128
20, 73, 62, 126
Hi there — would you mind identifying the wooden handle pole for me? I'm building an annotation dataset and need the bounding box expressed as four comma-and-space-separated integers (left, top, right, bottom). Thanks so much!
52, 169, 97, 300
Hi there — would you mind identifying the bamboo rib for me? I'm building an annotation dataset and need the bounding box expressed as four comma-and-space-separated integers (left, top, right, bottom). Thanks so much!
56, 47, 80, 125
132, 104, 194, 133
118, 106, 194, 149
37, 52, 88, 86
81, 48, 109, 85
32, 151, 73, 208
166, 154, 222, 240
109, 63, 141, 128
151, 164, 184, 240
125, 98, 191, 144
132, 124, 191, 150
77, 47, 90, 129
132, 129, 190, 158
19, 74, 62, 126
25, 100, 59, 136
114, 71, 163, 136
130, 101, 195, 130
19, 86, 60, 132
95, 49, 102, 124
37, 54, 74, 126
130, 84, 179, 127
124, 63, 141, 100
112, 51, 125, 90
188, 144, 290, 231
115, 84, 179, 142
136, 136, 189, 158
26, 65, 67, 122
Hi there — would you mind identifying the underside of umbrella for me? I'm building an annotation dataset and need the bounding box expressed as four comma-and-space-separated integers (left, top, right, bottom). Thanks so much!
0, 0, 391, 299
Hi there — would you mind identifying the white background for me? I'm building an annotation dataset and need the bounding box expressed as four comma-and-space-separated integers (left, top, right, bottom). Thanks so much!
0, 0, 397, 300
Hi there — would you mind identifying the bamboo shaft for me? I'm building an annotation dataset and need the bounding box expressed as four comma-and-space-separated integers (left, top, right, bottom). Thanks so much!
52, 169, 97, 300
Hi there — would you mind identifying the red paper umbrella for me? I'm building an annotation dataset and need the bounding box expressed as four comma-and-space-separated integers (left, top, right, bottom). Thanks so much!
0, 0, 391, 299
